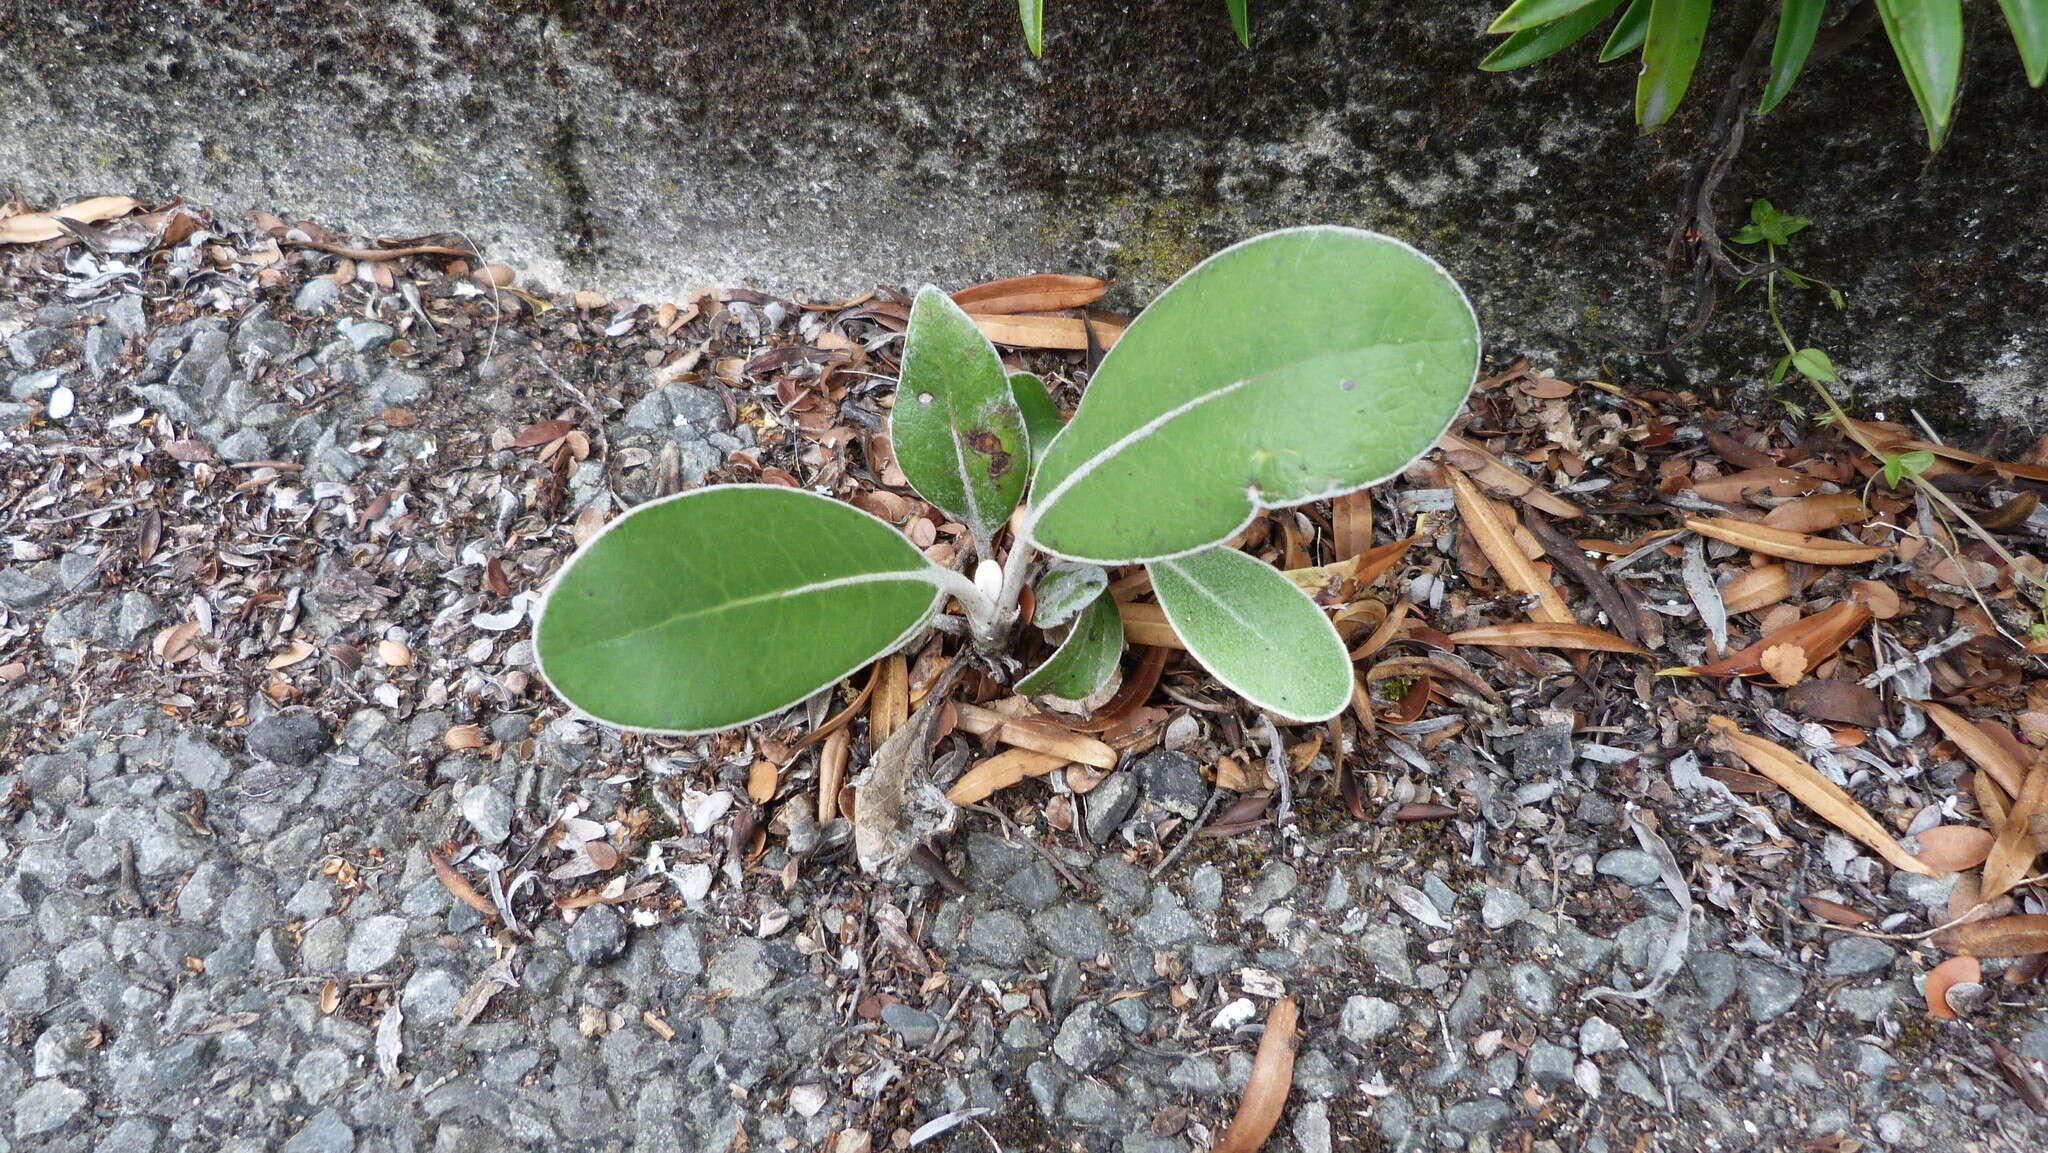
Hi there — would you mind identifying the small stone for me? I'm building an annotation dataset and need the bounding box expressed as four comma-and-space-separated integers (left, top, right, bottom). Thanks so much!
1596, 849, 1662, 887
9, 326, 67, 367
1613, 1058, 1660, 1105
706, 939, 775, 998
1744, 961, 1805, 1022
1578, 1015, 1626, 1055
1688, 951, 1739, 1011
1293, 1100, 1333, 1153
1170, 1057, 1226, 1096
1824, 935, 1897, 978
280, 1108, 354, 1153
104, 293, 147, 338
247, 708, 332, 766
1445, 1098, 1512, 1134
1136, 749, 1208, 818
0, 565, 55, 608
1357, 924, 1414, 986
1890, 870, 1959, 908
1513, 723, 1575, 776
7, 366, 65, 401
341, 319, 394, 353
1188, 865, 1224, 911
880, 1003, 939, 1047
12, 1079, 88, 1138
402, 968, 462, 1021
1032, 903, 1111, 960
170, 731, 234, 791
293, 278, 343, 314
461, 783, 514, 845
1508, 962, 1558, 1015
294, 1046, 353, 1104
1133, 887, 1197, 947
968, 910, 1033, 966
1060, 1080, 1123, 1127
1236, 862, 1298, 918
1082, 771, 1139, 842
1480, 886, 1530, 929
1001, 1016, 1045, 1051
117, 591, 161, 640
345, 914, 408, 973
1052, 1003, 1122, 1072
566, 905, 628, 966
1338, 995, 1400, 1044
1527, 1039, 1575, 1085
1422, 872, 1458, 917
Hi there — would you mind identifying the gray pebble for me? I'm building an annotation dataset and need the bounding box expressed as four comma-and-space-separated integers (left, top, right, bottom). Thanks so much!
1060, 1080, 1123, 1127
1508, 961, 1558, 1015
402, 968, 462, 1021
565, 905, 628, 966
1136, 749, 1208, 818
246, 708, 332, 766
1445, 1097, 1512, 1133
1133, 887, 1197, 947
880, 1002, 939, 1047
1082, 771, 1139, 842
1579, 1015, 1626, 1055
1188, 865, 1224, 912
1527, 1039, 1575, 1085
1032, 903, 1111, 960
1744, 961, 1805, 1021
1338, 995, 1400, 1044
461, 783, 513, 845
280, 1108, 354, 1153
1596, 848, 1662, 887
346, 914, 408, 973
1356, 924, 1414, 986
12, 1078, 88, 1138
968, 910, 1034, 966
293, 278, 343, 314
1293, 1100, 1333, 1153
1052, 1003, 1121, 1072
1824, 935, 1896, 978
1480, 886, 1530, 929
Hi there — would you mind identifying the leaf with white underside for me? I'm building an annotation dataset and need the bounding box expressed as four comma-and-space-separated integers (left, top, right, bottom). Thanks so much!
1033, 562, 1109, 629
1148, 546, 1350, 721
1029, 227, 1479, 564
536, 486, 945, 734
1017, 593, 1124, 699
890, 287, 1030, 549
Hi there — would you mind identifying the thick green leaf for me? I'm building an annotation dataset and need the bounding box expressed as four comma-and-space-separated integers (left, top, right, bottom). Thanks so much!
1028, 227, 1478, 565
1490, 0, 1612, 33
1876, 0, 1963, 149
1148, 547, 1351, 721
1009, 371, 1063, 473
1017, 593, 1124, 699
2002, 0, 2048, 86
1600, 0, 1652, 60
1759, 0, 1826, 114
1227, 0, 1251, 47
1033, 562, 1109, 629
536, 486, 945, 734
1636, 0, 1713, 132
892, 287, 1030, 550
1482, 0, 1626, 70
1020, 0, 1044, 57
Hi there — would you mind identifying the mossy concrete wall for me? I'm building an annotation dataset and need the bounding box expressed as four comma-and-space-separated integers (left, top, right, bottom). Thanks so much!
4, 0, 2043, 426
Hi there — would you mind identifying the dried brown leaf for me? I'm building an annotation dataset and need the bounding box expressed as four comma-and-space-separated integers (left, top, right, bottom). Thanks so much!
1760, 643, 1809, 687
1920, 702, 2029, 796
951, 273, 1109, 314
1678, 601, 1869, 679
429, 849, 498, 918
1799, 896, 1873, 926
1762, 492, 1870, 533
1982, 761, 2048, 901
1936, 915, 2048, 957
1211, 996, 1299, 1153
1925, 955, 1983, 1019
1915, 825, 1996, 872
1707, 715, 1939, 876
968, 312, 1125, 350
1444, 621, 1651, 657
1683, 516, 1890, 565
943, 747, 1071, 805
1445, 466, 1573, 624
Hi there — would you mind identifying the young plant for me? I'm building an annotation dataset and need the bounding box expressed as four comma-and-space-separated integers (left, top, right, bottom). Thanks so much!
533, 226, 1479, 743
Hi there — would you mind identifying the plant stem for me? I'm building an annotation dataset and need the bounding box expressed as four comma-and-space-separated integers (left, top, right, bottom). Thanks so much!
929, 565, 998, 629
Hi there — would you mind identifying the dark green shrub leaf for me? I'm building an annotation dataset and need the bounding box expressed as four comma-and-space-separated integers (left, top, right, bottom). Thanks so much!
1636, 0, 1714, 132
1020, 0, 1044, 57
536, 486, 946, 733
1759, 0, 1826, 114
891, 287, 1030, 550
1876, 0, 1963, 149
1028, 227, 1479, 564
1227, 0, 1251, 48
2002, 0, 2048, 86
1016, 593, 1124, 699
1600, 0, 1651, 61
1033, 562, 1109, 629
1149, 547, 1351, 721
1481, 0, 1626, 70
1490, 0, 1613, 34
1009, 371, 1064, 472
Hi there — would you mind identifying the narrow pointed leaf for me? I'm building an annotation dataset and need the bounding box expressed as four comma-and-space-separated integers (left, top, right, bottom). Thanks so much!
1759, 0, 1826, 114
954, 273, 1109, 314
1708, 716, 1940, 876
2001, 0, 2048, 86
1876, 0, 1963, 149
1490, 0, 1611, 34
1636, 0, 1714, 131
1227, 0, 1252, 47
1019, 0, 1044, 57
1009, 371, 1064, 472
1033, 562, 1109, 629
1018, 593, 1125, 699
1030, 227, 1478, 564
1600, 0, 1652, 60
1482, 0, 1627, 70
1149, 547, 1351, 721
892, 287, 1030, 547
536, 486, 945, 734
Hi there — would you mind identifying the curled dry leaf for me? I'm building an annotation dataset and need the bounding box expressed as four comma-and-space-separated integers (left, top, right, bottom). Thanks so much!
1116, 601, 1187, 650
968, 312, 1125, 351
1799, 896, 1873, 926
1676, 601, 1869, 680
1707, 715, 1939, 877
1444, 621, 1651, 657
1683, 516, 1890, 565
1762, 492, 1870, 534
748, 759, 779, 805
1919, 702, 2029, 796
443, 724, 485, 751
1785, 679, 1886, 728
0, 194, 144, 243
1445, 467, 1573, 625
1721, 564, 1798, 615
153, 621, 203, 664
943, 748, 1070, 806
1982, 761, 2048, 902
1924, 955, 1983, 1020
1210, 996, 1299, 1153
1914, 825, 1997, 872
1437, 432, 1582, 519
950, 273, 1109, 314
429, 849, 498, 918
1848, 579, 1903, 619
266, 640, 317, 670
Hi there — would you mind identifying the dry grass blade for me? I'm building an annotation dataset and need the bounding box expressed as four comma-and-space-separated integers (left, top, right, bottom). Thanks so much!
951, 274, 1109, 314
1925, 955, 1983, 1020
1438, 433, 1581, 518
1211, 996, 1299, 1153
1918, 702, 2029, 797
953, 703, 1119, 769
1675, 601, 1870, 679
1445, 467, 1573, 625
1332, 490, 1374, 563
817, 728, 850, 823
1936, 915, 2048, 957
1981, 760, 2048, 901
870, 654, 909, 744
1683, 516, 1890, 565
968, 313, 1126, 351
1349, 600, 1412, 662
1445, 621, 1651, 657
1707, 716, 1939, 876
1116, 601, 1187, 650
429, 849, 498, 918
944, 748, 1071, 805
786, 671, 880, 759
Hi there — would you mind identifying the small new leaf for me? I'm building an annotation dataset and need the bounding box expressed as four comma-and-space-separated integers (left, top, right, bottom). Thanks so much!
1882, 449, 1936, 488
1791, 346, 1837, 382
1731, 199, 1811, 247
891, 287, 1031, 551
1033, 562, 1109, 629
1016, 593, 1124, 699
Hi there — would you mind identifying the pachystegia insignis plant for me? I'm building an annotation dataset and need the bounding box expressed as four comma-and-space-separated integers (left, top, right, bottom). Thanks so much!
532, 227, 1478, 753
1483, 0, 2048, 148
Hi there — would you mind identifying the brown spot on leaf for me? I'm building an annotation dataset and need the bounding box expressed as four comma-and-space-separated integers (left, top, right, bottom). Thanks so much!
966, 428, 1013, 478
